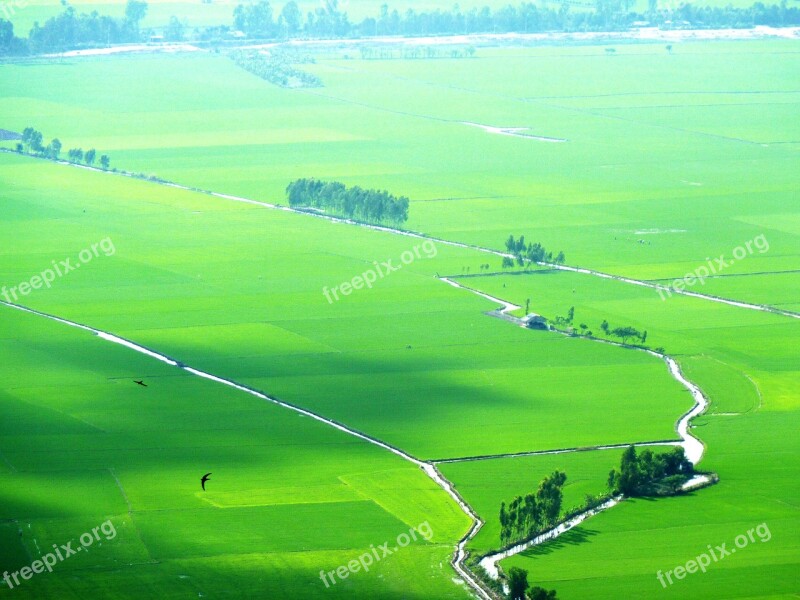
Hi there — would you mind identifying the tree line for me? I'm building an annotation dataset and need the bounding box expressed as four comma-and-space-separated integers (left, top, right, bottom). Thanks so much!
502, 235, 565, 269
608, 445, 693, 496
286, 178, 409, 226
228, 0, 800, 40
17, 127, 111, 169
4, 0, 800, 56
499, 470, 566, 545
229, 49, 322, 88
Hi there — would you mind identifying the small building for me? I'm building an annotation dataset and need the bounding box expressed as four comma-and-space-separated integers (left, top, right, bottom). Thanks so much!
149, 34, 165, 43
522, 314, 548, 330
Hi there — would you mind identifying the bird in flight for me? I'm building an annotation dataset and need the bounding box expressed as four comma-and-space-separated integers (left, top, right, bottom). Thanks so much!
201, 473, 212, 491
134, 380, 147, 387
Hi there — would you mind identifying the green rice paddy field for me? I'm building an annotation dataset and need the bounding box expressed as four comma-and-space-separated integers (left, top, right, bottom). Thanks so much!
1, 36, 798, 599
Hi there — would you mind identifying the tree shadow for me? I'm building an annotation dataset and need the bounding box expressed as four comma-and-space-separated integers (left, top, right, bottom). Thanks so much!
519, 526, 601, 557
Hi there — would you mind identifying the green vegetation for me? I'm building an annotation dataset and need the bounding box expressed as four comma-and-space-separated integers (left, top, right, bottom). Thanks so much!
0, 30, 796, 600
16, 126, 111, 169
500, 471, 566, 545
287, 177, 410, 225
507, 567, 559, 600
230, 49, 322, 88
3, 0, 799, 57
0, 305, 471, 599
503, 235, 565, 268
607, 445, 693, 496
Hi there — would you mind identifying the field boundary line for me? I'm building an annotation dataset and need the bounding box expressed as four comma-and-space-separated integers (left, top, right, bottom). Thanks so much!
440, 281, 718, 585
2, 148, 798, 321
439, 280, 711, 465
0, 299, 495, 600
432, 440, 681, 464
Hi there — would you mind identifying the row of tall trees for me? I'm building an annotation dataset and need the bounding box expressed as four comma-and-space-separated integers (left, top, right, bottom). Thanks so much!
503, 235, 566, 268
499, 470, 567, 545
229, 49, 321, 88
608, 445, 693, 496
18, 127, 110, 169
286, 178, 410, 226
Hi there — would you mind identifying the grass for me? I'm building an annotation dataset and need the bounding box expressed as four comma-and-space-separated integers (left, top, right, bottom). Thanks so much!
0, 304, 472, 599
0, 35, 797, 599
0, 153, 692, 460
445, 268, 799, 597
2, 42, 797, 293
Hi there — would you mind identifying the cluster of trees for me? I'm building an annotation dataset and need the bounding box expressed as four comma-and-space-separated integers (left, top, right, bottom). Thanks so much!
229, 49, 322, 88
499, 471, 566, 545
599, 319, 647, 344
17, 127, 110, 169
507, 567, 558, 600
608, 445, 693, 496
286, 178, 410, 226
26, 0, 147, 53
502, 235, 565, 269
233, 0, 349, 38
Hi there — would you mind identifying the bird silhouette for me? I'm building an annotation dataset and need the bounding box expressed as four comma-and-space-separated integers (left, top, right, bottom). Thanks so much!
134, 380, 147, 387
201, 473, 212, 491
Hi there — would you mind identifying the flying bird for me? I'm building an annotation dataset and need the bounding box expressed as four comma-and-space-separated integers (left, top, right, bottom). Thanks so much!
201, 473, 212, 491
134, 380, 147, 387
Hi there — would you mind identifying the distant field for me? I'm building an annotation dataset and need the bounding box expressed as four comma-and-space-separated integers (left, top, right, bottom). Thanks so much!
2, 42, 796, 296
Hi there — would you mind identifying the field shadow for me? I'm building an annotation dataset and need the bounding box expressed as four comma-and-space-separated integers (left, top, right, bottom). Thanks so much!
519, 526, 601, 557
